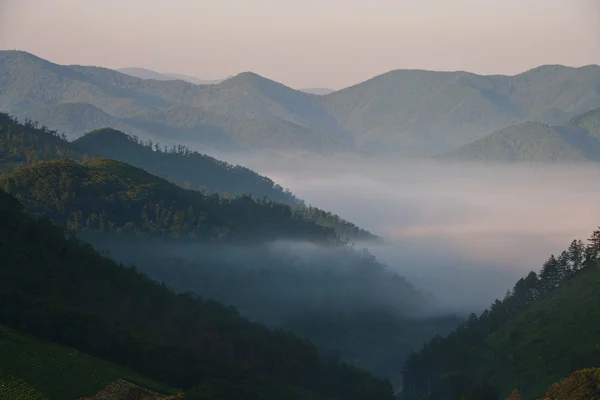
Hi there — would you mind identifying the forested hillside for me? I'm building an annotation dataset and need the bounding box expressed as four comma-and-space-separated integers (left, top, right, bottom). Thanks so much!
0, 188, 394, 399
0, 155, 459, 381
72, 128, 302, 205
402, 230, 600, 399
0, 112, 378, 242
0, 158, 336, 243
0, 113, 455, 382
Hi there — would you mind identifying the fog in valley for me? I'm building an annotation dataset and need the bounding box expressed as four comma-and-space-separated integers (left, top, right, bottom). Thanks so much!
209, 152, 600, 313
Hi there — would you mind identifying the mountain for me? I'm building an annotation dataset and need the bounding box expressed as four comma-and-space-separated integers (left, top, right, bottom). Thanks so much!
0, 115, 461, 382
0, 158, 338, 243
439, 122, 594, 163
0, 187, 395, 399
2, 51, 600, 155
402, 230, 600, 399
300, 88, 335, 95
440, 108, 600, 163
117, 67, 227, 85
0, 157, 455, 377
72, 127, 377, 241
322, 65, 600, 155
0, 112, 379, 242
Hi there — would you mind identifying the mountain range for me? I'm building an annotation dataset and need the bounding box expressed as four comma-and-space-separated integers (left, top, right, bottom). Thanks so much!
2, 51, 600, 156
117, 67, 335, 95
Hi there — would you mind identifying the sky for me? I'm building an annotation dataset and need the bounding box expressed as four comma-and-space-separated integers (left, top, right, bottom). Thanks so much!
1, 0, 599, 89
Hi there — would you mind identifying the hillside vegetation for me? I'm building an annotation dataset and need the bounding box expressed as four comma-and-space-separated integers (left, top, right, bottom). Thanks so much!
402, 229, 600, 399
0, 325, 175, 400
0, 112, 377, 242
0, 158, 336, 243
0, 187, 394, 399
440, 108, 600, 163
2, 51, 600, 155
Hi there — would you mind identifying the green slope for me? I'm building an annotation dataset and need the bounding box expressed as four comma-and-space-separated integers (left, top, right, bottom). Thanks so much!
0, 187, 394, 399
439, 121, 593, 163
483, 263, 600, 398
0, 325, 174, 400
402, 230, 600, 400
2, 51, 600, 155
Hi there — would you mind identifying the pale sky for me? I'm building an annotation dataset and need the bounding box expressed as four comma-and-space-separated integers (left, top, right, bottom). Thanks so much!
1, 0, 599, 89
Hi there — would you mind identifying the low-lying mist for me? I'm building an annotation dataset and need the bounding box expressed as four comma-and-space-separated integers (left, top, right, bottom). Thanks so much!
209, 152, 600, 312
82, 233, 462, 380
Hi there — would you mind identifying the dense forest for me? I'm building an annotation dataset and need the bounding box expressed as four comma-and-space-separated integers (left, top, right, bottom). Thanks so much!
402, 230, 600, 399
0, 112, 378, 242
0, 187, 394, 399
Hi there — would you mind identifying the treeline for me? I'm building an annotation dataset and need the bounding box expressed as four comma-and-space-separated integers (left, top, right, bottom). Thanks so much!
0, 187, 394, 399
0, 112, 379, 242
402, 231, 600, 399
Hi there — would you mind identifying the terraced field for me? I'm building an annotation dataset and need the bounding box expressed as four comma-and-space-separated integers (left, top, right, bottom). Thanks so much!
0, 325, 175, 400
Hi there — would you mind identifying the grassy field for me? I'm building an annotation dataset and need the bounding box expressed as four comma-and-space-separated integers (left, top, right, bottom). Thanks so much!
0, 325, 176, 400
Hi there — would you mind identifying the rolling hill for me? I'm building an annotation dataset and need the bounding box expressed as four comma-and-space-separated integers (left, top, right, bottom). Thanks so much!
0, 187, 394, 399
2, 51, 600, 155
440, 108, 600, 163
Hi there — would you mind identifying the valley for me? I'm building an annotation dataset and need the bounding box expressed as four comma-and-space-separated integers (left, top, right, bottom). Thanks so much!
1, 6, 600, 397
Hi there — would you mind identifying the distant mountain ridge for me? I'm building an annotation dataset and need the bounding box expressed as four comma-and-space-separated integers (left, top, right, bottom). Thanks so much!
440, 107, 600, 163
117, 67, 229, 85
2, 51, 600, 155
